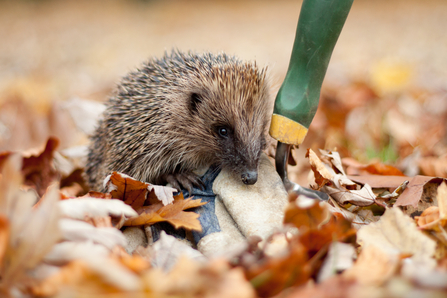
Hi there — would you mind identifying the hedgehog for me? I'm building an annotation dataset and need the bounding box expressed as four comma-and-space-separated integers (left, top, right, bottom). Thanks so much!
85, 50, 271, 192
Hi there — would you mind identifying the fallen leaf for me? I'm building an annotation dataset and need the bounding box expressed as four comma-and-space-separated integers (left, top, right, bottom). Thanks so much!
31, 261, 90, 297
299, 214, 356, 256
395, 176, 446, 212
106, 172, 149, 209
59, 198, 137, 221
327, 198, 380, 230
343, 157, 405, 176
245, 238, 310, 297
320, 149, 346, 175
357, 208, 436, 265
306, 149, 334, 188
347, 174, 409, 189
415, 206, 442, 230
343, 245, 399, 286
150, 231, 206, 271
124, 197, 206, 231
284, 195, 330, 230
317, 241, 356, 282
145, 257, 256, 298
22, 137, 60, 197
415, 182, 447, 231
0, 216, 9, 265
59, 218, 127, 250
0, 155, 62, 293
323, 184, 375, 207
0, 151, 12, 170
105, 171, 177, 207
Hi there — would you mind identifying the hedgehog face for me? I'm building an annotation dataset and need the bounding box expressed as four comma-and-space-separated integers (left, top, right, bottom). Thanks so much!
185, 62, 270, 185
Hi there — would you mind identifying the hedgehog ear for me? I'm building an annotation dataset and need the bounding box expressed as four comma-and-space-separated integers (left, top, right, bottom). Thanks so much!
190, 93, 202, 114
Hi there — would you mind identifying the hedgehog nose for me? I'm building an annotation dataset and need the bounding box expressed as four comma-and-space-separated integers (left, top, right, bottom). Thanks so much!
241, 171, 258, 185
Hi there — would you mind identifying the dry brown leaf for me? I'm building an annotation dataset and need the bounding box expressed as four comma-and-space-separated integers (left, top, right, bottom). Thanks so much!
326, 198, 379, 230
118, 254, 150, 274
31, 261, 90, 297
317, 241, 356, 282
245, 238, 310, 297
150, 231, 206, 271
347, 174, 409, 189
415, 206, 442, 230
58, 198, 137, 221
124, 197, 206, 231
0, 216, 9, 265
107, 172, 148, 209
0, 152, 12, 170
357, 208, 436, 265
299, 213, 356, 255
0, 138, 60, 198
320, 149, 346, 175
31, 259, 141, 297
106, 171, 177, 207
22, 137, 60, 197
59, 218, 127, 250
306, 148, 334, 188
323, 184, 375, 207
415, 182, 447, 231
284, 195, 330, 230
0, 156, 62, 294
361, 162, 405, 176
343, 157, 405, 176
343, 245, 399, 286
145, 257, 256, 298
306, 150, 376, 207
395, 176, 446, 208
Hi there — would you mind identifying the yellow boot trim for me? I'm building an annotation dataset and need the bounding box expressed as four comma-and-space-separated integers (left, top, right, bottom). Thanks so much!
269, 114, 308, 145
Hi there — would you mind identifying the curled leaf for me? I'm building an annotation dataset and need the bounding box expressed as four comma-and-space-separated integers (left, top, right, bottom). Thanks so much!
105, 172, 176, 207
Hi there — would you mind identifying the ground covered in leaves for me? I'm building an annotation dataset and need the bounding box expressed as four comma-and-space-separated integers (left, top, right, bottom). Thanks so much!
1, 0, 447, 297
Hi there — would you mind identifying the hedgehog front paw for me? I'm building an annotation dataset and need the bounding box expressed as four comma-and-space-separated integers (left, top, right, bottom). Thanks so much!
163, 172, 205, 195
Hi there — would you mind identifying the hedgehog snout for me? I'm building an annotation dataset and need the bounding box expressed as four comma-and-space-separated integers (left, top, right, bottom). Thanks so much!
241, 170, 258, 185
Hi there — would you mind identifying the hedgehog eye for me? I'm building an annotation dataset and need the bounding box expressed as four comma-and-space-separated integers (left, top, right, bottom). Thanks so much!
218, 127, 229, 138
190, 93, 202, 113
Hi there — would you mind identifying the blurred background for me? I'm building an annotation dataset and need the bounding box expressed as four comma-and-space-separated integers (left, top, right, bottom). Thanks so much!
1, 0, 446, 183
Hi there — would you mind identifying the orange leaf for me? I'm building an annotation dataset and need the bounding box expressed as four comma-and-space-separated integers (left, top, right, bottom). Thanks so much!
362, 162, 404, 176
0, 216, 9, 265
299, 214, 356, 255
108, 172, 148, 209
415, 206, 441, 230
106, 172, 178, 207
284, 195, 330, 230
246, 239, 310, 297
124, 198, 206, 231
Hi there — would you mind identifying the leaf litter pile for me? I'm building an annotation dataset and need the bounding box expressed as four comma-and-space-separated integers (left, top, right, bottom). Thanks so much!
1, 82, 447, 297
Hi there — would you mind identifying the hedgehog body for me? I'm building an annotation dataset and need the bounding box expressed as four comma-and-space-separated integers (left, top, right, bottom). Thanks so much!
85, 51, 271, 191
